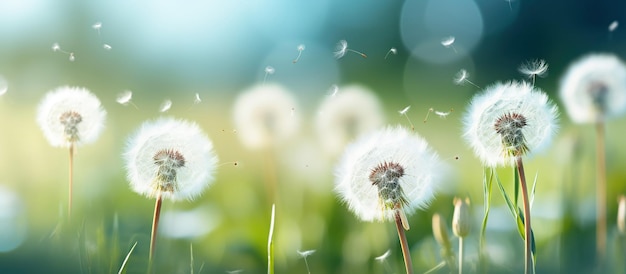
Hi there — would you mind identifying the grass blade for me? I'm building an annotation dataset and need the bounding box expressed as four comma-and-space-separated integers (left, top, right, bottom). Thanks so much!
117, 241, 138, 274
494, 171, 525, 239
479, 168, 494, 273
530, 172, 538, 210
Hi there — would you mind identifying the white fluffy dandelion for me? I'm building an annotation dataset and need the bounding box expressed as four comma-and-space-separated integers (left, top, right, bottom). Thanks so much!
463, 81, 558, 167
335, 126, 444, 223
233, 83, 300, 150
123, 117, 218, 264
559, 53, 626, 124
335, 126, 445, 274
441, 36, 457, 53
36, 86, 106, 218
37, 86, 106, 148
315, 85, 384, 156
518, 59, 548, 86
124, 117, 218, 201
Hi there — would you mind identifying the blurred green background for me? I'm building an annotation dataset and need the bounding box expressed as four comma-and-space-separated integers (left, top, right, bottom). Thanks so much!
1, 0, 626, 273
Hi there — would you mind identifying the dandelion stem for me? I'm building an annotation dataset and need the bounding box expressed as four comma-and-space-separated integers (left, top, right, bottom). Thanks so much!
395, 211, 414, 274
516, 157, 534, 274
459, 237, 464, 274
68, 144, 74, 219
149, 190, 163, 272
303, 256, 311, 274
596, 121, 607, 266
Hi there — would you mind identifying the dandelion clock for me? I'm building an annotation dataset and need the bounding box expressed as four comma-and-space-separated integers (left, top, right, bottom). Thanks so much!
36, 86, 106, 218
335, 126, 446, 274
124, 117, 218, 265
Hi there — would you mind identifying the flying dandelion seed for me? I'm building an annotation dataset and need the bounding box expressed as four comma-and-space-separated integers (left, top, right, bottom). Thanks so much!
423, 108, 434, 123
92, 22, 102, 35
519, 59, 549, 86
435, 109, 454, 119
454, 69, 481, 89
52, 43, 75, 62
194, 93, 201, 104
103, 44, 112, 51
441, 36, 457, 53
160, 99, 172, 113
334, 40, 367, 59
298, 249, 316, 274
293, 44, 306, 63
116, 90, 138, 109
505, 0, 515, 11
609, 21, 619, 32
384, 47, 397, 59
375, 249, 393, 274
263, 66, 275, 84
398, 106, 414, 130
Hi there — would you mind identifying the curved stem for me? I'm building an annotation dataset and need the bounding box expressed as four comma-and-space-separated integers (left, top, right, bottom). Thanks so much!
395, 211, 414, 274
516, 157, 533, 274
149, 191, 163, 273
596, 122, 607, 266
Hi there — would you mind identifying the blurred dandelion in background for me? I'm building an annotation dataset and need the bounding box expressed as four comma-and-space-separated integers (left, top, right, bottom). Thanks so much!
233, 83, 300, 150
560, 53, 626, 263
36, 86, 106, 218
315, 85, 384, 157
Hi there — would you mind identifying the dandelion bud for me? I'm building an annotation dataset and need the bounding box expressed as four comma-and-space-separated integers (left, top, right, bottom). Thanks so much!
432, 213, 452, 252
618, 195, 626, 235
452, 198, 471, 238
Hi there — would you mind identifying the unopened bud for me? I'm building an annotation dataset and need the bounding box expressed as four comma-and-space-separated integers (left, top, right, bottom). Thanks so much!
618, 195, 626, 235
452, 197, 471, 238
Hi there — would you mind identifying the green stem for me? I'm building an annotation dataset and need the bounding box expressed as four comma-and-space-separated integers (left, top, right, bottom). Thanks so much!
596, 122, 607, 265
68, 144, 74, 220
516, 157, 534, 274
459, 237, 464, 274
268, 204, 276, 274
395, 211, 414, 274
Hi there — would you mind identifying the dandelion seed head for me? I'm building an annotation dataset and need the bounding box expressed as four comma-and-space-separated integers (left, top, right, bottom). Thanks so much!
390, 48, 397, 54
233, 83, 300, 150
160, 99, 172, 112
116, 90, 133, 105
264, 66, 275, 75
103, 44, 112, 50
69, 53, 75, 62
328, 84, 339, 97
334, 40, 349, 59
518, 59, 548, 79
315, 85, 384, 156
375, 249, 391, 262
297, 44, 306, 51
92, 22, 102, 30
559, 53, 626, 123
36, 86, 106, 148
194, 93, 201, 104
335, 126, 445, 222
463, 81, 558, 167
124, 117, 218, 201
